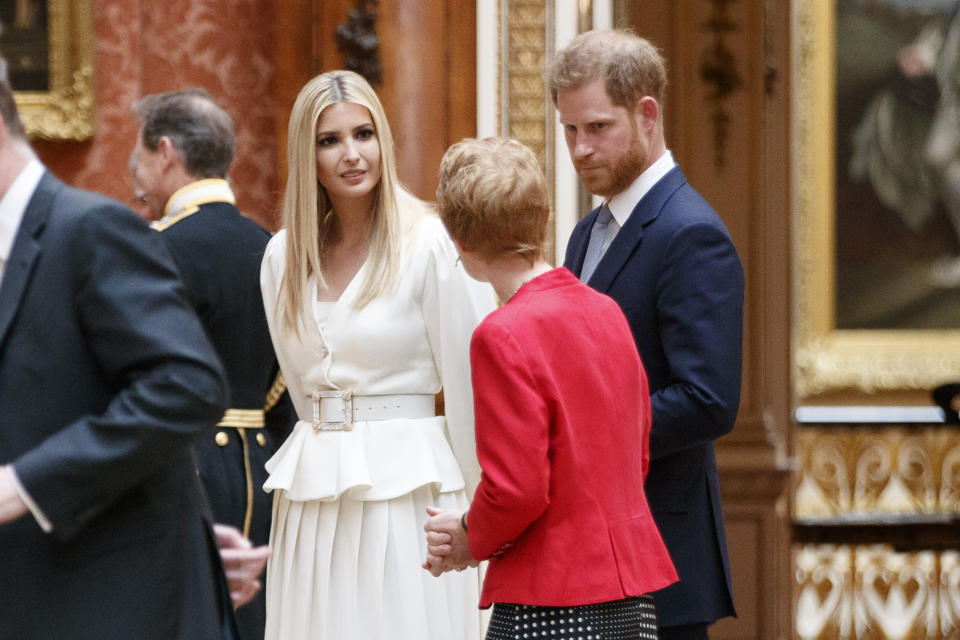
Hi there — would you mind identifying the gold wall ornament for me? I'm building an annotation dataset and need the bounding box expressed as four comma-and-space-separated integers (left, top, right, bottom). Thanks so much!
791, 0, 960, 399
9, 0, 94, 140
334, 0, 383, 87
794, 545, 960, 639
504, 0, 554, 261
854, 546, 939, 638
795, 426, 960, 520
699, 0, 743, 170
505, 0, 548, 163
794, 545, 852, 639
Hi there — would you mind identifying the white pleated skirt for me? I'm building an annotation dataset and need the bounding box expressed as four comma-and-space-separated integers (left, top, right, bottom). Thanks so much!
264, 484, 482, 640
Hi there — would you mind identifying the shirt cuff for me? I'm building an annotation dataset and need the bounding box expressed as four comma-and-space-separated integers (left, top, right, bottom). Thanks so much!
9, 467, 53, 533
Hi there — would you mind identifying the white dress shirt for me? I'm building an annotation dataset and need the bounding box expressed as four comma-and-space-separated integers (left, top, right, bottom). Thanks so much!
606, 149, 677, 232
0, 158, 44, 284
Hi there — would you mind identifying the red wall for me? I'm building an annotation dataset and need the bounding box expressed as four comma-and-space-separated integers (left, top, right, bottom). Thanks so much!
33, 0, 280, 229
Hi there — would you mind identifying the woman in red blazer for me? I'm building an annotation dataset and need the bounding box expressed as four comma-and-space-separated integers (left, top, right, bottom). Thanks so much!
426, 137, 677, 639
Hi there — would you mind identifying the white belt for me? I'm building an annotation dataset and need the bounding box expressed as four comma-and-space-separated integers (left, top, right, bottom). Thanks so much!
310, 390, 436, 431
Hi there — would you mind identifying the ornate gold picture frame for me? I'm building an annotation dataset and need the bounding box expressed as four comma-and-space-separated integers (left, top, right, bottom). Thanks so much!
7, 0, 94, 140
793, 0, 960, 401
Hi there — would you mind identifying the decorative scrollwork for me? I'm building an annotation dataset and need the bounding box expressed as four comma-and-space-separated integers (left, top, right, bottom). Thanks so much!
794, 545, 960, 639
796, 426, 960, 519
699, 0, 742, 169
335, 0, 383, 87
25, 65, 94, 139
10, 0, 94, 140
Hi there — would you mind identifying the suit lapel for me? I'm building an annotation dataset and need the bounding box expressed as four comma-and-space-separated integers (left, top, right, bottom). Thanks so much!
0, 172, 57, 350
588, 167, 688, 293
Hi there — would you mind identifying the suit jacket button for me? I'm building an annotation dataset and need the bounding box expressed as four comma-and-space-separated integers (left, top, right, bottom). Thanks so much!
256, 432, 267, 447
215, 431, 229, 446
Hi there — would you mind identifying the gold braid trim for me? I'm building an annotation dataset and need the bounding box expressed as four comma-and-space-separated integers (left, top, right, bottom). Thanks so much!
151, 206, 200, 232
217, 408, 265, 428
264, 371, 287, 412
237, 428, 255, 539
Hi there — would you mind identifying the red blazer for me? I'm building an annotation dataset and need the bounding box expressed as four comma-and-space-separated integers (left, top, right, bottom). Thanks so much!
467, 267, 677, 608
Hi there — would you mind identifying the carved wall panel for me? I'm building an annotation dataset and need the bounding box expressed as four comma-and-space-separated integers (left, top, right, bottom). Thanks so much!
499, 0, 554, 260
794, 545, 960, 639
505, 1, 548, 165
795, 427, 960, 520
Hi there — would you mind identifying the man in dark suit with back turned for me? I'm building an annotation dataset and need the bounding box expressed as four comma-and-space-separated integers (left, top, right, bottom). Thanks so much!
129, 88, 294, 640
0, 59, 239, 639
551, 30, 744, 639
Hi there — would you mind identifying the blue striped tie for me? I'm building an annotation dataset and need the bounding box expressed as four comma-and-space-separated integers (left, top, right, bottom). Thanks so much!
579, 205, 612, 283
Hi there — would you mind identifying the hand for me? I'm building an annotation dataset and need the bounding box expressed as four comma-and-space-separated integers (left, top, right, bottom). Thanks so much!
0, 466, 29, 525
214, 523, 271, 608
421, 506, 478, 577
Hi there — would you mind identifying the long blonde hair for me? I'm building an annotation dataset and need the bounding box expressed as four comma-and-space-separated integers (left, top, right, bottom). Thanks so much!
277, 70, 406, 332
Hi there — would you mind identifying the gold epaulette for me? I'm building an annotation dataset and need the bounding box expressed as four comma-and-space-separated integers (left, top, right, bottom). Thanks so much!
264, 371, 287, 412
151, 206, 200, 232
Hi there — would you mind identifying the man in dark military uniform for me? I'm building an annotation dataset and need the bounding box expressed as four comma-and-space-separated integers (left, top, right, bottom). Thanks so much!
130, 88, 294, 640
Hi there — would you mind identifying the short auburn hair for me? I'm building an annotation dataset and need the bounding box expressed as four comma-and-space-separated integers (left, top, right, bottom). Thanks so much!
436, 137, 550, 261
547, 29, 667, 111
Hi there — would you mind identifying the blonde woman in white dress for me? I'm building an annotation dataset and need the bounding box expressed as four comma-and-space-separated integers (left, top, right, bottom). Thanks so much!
260, 70, 496, 640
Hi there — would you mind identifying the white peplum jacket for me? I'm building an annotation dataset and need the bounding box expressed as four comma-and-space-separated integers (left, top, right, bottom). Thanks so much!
259, 212, 497, 504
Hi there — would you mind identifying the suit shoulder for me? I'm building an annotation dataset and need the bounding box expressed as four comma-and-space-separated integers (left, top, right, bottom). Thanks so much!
52, 182, 134, 218
655, 184, 734, 242
667, 183, 723, 221
49, 189, 150, 245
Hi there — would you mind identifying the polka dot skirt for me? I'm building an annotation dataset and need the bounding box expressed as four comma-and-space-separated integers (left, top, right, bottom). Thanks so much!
485, 594, 659, 640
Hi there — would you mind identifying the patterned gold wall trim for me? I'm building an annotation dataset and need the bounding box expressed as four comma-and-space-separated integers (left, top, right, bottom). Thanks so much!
13, 0, 95, 140
795, 426, 960, 519
505, 0, 547, 160
794, 545, 960, 639
504, 0, 554, 260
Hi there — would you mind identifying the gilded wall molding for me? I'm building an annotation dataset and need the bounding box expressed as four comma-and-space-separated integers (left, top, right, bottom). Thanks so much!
795, 426, 960, 519
505, 1, 548, 166
503, 0, 554, 260
794, 545, 960, 639
792, 0, 960, 398
13, 0, 95, 140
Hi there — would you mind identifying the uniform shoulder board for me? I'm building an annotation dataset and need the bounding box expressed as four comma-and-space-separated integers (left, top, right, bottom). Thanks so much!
151, 206, 200, 232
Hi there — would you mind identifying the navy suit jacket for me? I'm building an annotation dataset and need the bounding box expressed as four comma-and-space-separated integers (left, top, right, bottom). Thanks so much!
564, 166, 742, 627
0, 172, 235, 639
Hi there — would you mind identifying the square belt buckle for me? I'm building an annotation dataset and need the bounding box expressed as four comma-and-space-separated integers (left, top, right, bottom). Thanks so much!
311, 390, 354, 431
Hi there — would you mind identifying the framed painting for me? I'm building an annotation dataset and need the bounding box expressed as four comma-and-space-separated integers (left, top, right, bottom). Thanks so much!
794, 0, 960, 400
0, 0, 94, 140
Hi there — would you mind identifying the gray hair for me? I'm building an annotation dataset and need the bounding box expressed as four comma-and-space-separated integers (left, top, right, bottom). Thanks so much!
134, 88, 234, 178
